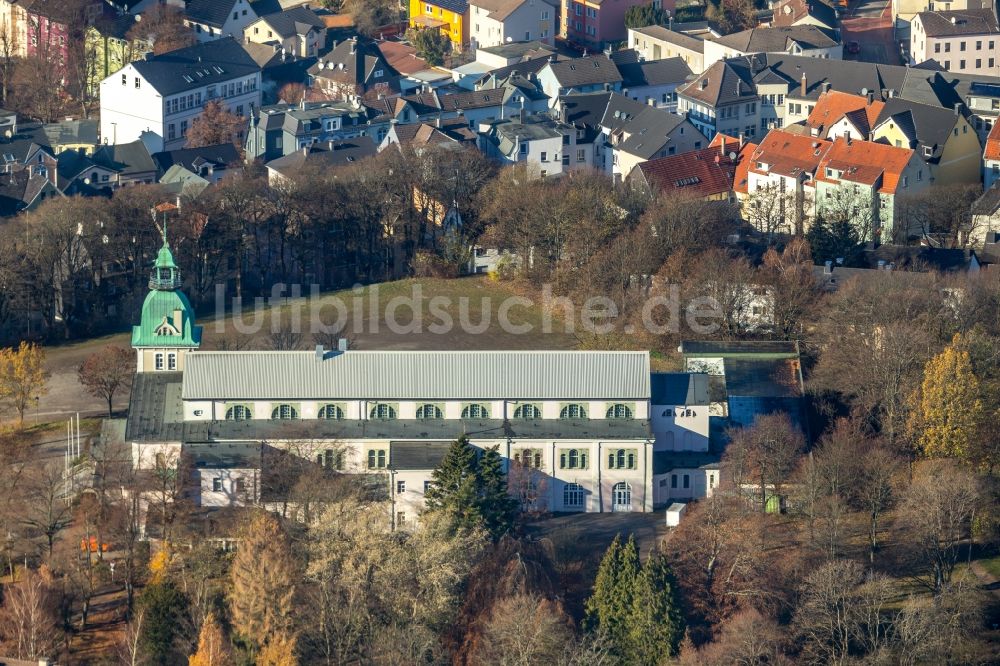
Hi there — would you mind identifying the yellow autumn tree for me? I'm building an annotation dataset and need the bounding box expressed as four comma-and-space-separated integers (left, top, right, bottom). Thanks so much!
189, 612, 235, 666
914, 334, 984, 462
255, 633, 298, 666
0, 342, 50, 425
148, 546, 170, 584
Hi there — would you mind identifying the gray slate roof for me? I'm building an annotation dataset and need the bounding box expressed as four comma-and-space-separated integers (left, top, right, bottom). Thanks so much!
917, 9, 999, 37
630, 25, 705, 54
152, 143, 241, 174
132, 37, 261, 96
256, 5, 325, 38
616, 107, 689, 159
713, 25, 839, 52
389, 441, 452, 470
615, 53, 692, 88
266, 136, 377, 173
546, 54, 624, 88
185, 0, 243, 28
650, 373, 710, 405
872, 97, 961, 163
181, 350, 652, 400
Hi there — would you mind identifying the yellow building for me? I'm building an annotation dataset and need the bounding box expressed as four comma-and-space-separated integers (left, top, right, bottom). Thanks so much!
870, 99, 983, 186
409, 0, 468, 51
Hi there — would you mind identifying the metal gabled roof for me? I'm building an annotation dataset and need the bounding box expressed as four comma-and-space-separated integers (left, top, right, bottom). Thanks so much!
182, 350, 651, 401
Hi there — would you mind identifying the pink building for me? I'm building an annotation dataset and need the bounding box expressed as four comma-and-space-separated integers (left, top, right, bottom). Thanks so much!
563, 0, 675, 49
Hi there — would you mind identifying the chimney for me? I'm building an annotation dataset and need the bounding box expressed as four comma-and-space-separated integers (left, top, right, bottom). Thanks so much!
824, 260, 832, 274
801, 72, 807, 96
315, 344, 324, 360
736, 80, 742, 95
867, 90, 874, 104
720, 137, 727, 156
954, 102, 963, 115
700, 78, 708, 89
338, 338, 349, 352
822, 81, 831, 93
738, 131, 745, 148
350, 37, 357, 54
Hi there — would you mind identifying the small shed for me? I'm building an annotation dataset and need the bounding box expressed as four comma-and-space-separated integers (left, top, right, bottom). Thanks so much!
666, 502, 687, 527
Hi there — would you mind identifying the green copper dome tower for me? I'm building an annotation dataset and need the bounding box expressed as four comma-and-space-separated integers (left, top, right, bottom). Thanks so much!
131, 219, 202, 372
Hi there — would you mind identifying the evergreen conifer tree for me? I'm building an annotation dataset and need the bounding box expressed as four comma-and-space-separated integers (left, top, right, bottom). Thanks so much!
583, 534, 640, 655
425, 435, 482, 528
477, 445, 518, 538
627, 552, 686, 665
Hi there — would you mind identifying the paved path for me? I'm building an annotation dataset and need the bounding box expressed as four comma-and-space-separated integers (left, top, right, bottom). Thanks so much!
841, 0, 899, 65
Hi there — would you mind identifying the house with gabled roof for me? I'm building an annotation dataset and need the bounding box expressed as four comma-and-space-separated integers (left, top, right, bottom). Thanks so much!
704, 24, 842, 63
536, 53, 623, 108
769, 0, 840, 32
185, 0, 260, 42
244, 5, 327, 57
99, 37, 262, 152
677, 59, 760, 140
612, 50, 692, 112
469, 0, 558, 49
870, 97, 981, 185
409, 0, 470, 50
308, 36, 399, 100
244, 100, 371, 162
610, 105, 706, 180
802, 89, 884, 140
815, 136, 927, 242
628, 25, 707, 73
910, 9, 1000, 76
629, 133, 756, 202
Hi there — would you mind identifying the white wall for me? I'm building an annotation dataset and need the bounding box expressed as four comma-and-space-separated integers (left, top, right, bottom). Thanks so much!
650, 403, 710, 451
470, 0, 556, 50
188, 0, 258, 42
911, 17, 1000, 75
703, 39, 841, 67
198, 467, 257, 507
627, 28, 704, 72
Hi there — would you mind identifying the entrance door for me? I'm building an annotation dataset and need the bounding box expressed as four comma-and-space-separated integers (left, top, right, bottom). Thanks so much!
612, 482, 632, 512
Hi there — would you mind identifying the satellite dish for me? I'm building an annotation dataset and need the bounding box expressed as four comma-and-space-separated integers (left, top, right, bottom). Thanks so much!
505, 37, 512, 43
83, 178, 91, 185
728, 151, 737, 160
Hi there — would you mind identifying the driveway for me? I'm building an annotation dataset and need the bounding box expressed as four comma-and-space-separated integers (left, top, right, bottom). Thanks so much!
841, 0, 900, 65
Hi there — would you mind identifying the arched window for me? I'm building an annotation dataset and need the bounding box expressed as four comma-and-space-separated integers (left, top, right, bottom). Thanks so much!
569, 449, 579, 468
513, 404, 541, 419
612, 482, 632, 511
606, 403, 632, 419
560, 403, 587, 419
461, 403, 489, 419
318, 404, 344, 420
367, 449, 387, 469
416, 404, 443, 419
370, 404, 397, 420
563, 483, 584, 508
608, 448, 637, 470
271, 404, 298, 420
225, 405, 251, 420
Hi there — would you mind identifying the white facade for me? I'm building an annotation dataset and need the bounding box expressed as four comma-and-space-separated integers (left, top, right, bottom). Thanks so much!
627, 27, 705, 73
99, 63, 261, 152
702, 36, 842, 64
469, 0, 557, 50
187, 0, 258, 42
910, 14, 1000, 75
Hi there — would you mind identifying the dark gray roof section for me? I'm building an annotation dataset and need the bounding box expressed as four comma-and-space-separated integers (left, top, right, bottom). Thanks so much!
185, 0, 241, 28
133, 38, 261, 96
616, 54, 692, 88
42, 119, 98, 147
653, 450, 721, 474
724, 358, 803, 398
681, 340, 800, 356
917, 8, 999, 37
93, 140, 157, 176
714, 25, 839, 52
125, 372, 185, 442
256, 5, 325, 38
630, 25, 705, 53
616, 107, 689, 159
152, 143, 241, 173
679, 59, 758, 107
265, 136, 377, 173
973, 181, 1000, 215
425, 0, 469, 14
546, 54, 624, 88
187, 442, 262, 468
389, 441, 452, 470
478, 40, 557, 59
873, 97, 961, 163
650, 373, 710, 405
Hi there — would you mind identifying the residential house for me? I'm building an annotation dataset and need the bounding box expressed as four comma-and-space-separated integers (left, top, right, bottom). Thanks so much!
243, 5, 326, 57
770, 0, 840, 32
629, 133, 756, 202
238, 39, 316, 104
677, 53, 1000, 143
362, 91, 447, 142
894, 0, 986, 23
562, 0, 672, 49
537, 53, 623, 107
308, 37, 399, 100
870, 97, 981, 185
802, 89, 885, 140
54, 139, 157, 191
91, 139, 158, 186
479, 111, 577, 177
438, 80, 549, 128
983, 119, 1000, 187
0, 0, 104, 62
677, 59, 761, 140
627, 25, 706, 73
612, 50, 692, 111
609, 105, 706, 179
244, 100, 370, 162
745, 128, 830, 232
99, 37, 262, 152
264, 136, 378, 183
378, 120, 469, 151
469, 0, 558, 49
910, 9, 1000, 75
555, 90, 628, 172
703, 25, 842, 63
473, 38, 557, 68
971, 191, 1000, 245
0, 169, 61, 216
409, 0, 469, 51
815, 136, 927, 241
185, 0, 259, 42
86, 9, 150, 96
152, 143, 242, 183
41, 119, 100, 155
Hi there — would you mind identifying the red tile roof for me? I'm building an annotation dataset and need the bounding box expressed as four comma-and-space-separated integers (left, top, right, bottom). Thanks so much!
377, 40, 430, 76
816, 137, 915, 194
634, 135, 754, 198
805, 90, 884, 139
985, 120, 1000, 161
749, 129, 831, 178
